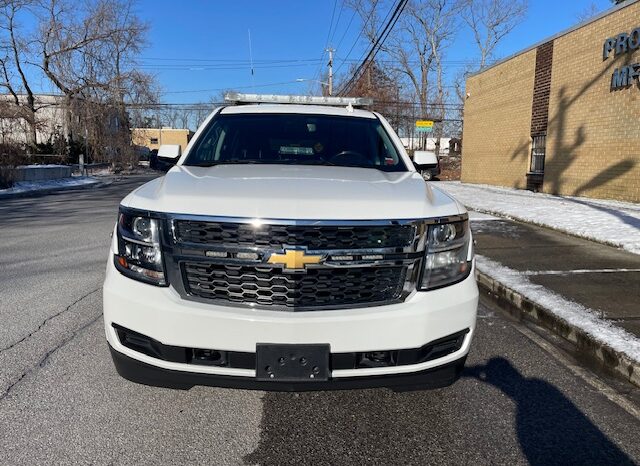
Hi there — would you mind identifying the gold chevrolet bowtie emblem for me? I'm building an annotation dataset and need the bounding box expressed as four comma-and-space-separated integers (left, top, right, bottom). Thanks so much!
268, 250, 323, 270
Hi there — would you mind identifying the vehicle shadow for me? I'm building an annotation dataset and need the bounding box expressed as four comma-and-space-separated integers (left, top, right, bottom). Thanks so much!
464, 357, 635, 466
244, 354, 637, 465
563, 194, 640, 232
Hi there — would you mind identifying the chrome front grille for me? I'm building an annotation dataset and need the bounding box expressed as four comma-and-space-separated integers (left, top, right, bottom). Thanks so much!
167, 216, 430, 311
183, 262, 407, 309
174, 220, 416, 250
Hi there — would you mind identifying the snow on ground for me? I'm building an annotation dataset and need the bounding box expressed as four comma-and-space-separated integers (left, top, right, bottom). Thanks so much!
85, 168, 113, 176
0, 176, 99, 195
476, 255, 640, 362
467, 211, 500, 221
439, 182, 640, 255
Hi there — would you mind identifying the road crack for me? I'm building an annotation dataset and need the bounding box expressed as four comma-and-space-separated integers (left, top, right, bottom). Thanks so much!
0, 287, 101, 353
0, 288, 102, 401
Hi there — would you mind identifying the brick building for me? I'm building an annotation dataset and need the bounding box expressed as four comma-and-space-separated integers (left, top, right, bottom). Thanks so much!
131, 127, 194, 154
461, 0, 640, 202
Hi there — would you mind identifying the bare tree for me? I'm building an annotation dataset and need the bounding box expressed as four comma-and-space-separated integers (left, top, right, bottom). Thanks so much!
346, 0, 526, 152
339, 60, 402, 127
348, 0, 461, 115
462, 0, 527, 71
32, 0, 157, 162
576, 3, 601, 22
347, 0, 463, 154
177, 109, 192, 130
0, 0, 40, 149
452, 0, 527, 142
395, 0, 462, 152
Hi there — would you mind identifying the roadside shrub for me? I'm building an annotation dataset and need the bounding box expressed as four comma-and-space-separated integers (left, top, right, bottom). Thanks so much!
0, 144, 27, 189
0, 165, 14, 189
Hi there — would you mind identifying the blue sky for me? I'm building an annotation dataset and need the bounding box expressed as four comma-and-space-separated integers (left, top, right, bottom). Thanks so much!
135, 0, 614, 103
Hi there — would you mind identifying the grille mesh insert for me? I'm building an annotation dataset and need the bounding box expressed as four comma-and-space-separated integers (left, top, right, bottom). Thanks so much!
183, 262, 407, 309
175, 221, 415, 250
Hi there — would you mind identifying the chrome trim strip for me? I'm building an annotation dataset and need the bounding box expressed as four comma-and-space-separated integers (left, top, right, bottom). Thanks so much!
168, 212, 468, 226
118, 206, 468, 226
117, 230, 158, 247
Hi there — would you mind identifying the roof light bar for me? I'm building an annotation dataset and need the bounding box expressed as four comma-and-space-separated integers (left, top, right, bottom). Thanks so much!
224, 92, 373, 108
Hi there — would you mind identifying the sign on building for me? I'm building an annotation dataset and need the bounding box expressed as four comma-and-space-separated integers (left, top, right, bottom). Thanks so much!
604, 26, 640, 90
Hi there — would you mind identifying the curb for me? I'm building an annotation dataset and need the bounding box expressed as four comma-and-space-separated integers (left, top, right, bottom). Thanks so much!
467, 206, 633, 254
477, 270, 640, 388
0, 179, 111, 200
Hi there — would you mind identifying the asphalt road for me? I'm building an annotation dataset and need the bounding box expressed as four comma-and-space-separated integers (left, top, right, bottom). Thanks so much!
1, 176, 639, 465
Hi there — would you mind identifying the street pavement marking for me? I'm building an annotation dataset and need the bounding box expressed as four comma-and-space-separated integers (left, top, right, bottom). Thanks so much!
521, 269, 640, 276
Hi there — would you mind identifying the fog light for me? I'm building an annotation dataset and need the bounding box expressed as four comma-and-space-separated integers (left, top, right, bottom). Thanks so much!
192, 348, 226, 366
359, 350, 395, 368
368, 351, 390, 362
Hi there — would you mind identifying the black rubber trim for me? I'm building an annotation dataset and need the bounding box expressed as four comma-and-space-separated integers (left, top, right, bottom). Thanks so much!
112, 323, 469, 370
109, 345, 467, 392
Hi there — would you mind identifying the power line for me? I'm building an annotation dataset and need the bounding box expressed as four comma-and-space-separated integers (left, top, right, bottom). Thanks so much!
125, 99, 463, 109
139, 63, 320, 71
325, 0, 339, 48
338, 0, 409, 95
329, 0, 346, 46
313, 0, 340, 83
333, 0, 381, 77
334, 8, 358, 54
374, 100, 463, 108
139, 57, 321, 63
138, 56, 488, 67
163, 80, 305, 95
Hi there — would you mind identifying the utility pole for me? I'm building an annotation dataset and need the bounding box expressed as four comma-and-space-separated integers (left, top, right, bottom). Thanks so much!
248, 29, 255, 90
326, 47, 334, 96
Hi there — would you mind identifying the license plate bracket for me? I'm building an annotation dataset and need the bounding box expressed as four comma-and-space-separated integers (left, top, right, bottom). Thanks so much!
256, 344, 330, 382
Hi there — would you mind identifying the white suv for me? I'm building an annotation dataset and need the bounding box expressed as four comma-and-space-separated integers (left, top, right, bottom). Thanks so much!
103, 94, 478, 391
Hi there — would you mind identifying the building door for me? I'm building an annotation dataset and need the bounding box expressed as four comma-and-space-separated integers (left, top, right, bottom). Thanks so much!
530, 135, 546, 173
527, 134, 546, 191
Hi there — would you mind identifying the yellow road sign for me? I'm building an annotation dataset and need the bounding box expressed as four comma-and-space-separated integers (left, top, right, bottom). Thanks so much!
415, 120, 434, 128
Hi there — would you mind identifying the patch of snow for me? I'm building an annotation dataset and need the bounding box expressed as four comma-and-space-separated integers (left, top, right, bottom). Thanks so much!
521, 268, 640, 276
440, 182, 640, 255
469, 218, 523, 237
18, 164, 68, 168
468, 211, 500, 221
87, 168, 114, 177
476, 255, 640, 362
0, 176, 99, 195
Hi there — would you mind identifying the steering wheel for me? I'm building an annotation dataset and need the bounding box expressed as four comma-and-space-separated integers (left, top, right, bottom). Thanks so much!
330, 150, 369, 166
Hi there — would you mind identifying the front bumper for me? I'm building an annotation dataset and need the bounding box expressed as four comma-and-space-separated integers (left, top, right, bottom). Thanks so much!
109, 344, 467, 391
104, 256, 478, 390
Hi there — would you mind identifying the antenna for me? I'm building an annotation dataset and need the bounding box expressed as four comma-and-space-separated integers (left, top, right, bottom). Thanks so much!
248, 29, 255, 90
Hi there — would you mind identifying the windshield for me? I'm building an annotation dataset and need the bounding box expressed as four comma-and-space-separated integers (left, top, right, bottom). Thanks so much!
184, 113, 407, 172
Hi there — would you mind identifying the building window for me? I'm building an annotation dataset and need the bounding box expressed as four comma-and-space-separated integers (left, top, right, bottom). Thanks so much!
150, 137, 159, 144
530, 135, 546, 173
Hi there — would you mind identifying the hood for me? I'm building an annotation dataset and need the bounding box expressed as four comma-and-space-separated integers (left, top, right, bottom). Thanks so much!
122, 165, 462, 220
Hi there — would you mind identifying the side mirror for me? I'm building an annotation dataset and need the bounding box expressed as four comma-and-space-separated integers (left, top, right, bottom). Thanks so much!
158, 144, 182, 165
412, 150, 438, 169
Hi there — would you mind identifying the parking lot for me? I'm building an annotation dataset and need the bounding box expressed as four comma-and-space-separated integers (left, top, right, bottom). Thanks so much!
1, 176, 639, 465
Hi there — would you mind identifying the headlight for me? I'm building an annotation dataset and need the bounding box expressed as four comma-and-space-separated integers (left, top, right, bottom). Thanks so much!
114, 210, 167, 286
419, 219, 472, 290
